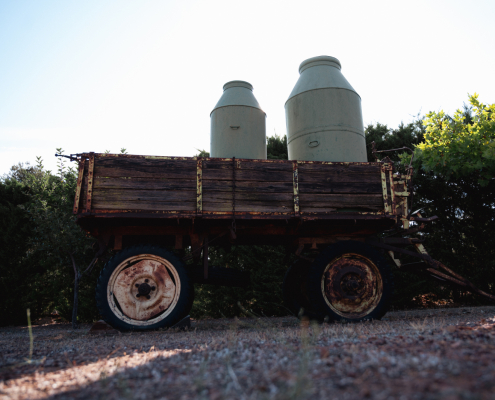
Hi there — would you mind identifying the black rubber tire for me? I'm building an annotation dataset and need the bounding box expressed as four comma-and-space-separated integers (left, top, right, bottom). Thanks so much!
96, 245, 194, 331
282, 259, 320, 320
307, 241, 394, 322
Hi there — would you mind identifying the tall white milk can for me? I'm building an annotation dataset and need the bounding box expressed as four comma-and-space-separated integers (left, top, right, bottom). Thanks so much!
285, 56, 367, 162
210, 81, 267, 159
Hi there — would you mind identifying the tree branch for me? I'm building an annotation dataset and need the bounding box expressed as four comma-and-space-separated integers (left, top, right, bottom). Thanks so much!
83, 256, 98, 276
67, 251, 78, 278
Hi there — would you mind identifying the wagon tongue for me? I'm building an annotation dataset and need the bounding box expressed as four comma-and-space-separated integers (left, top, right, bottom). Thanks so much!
367, 237, 495, 303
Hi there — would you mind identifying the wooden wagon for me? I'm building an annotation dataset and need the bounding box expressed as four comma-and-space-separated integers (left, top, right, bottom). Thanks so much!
70, 152, 493, 330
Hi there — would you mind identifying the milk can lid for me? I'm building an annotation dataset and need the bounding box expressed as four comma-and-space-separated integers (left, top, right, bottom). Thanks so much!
223, 81, 253, 91
299, 56, 341, 74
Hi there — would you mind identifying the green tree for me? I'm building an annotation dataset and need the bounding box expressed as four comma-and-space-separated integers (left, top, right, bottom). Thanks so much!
418, 94, 495, 185
267, 134, 288, 160
24, 151, 103, 328
195, 149, 210, 157
0, 177, 37, 324
366, 112, 495, 307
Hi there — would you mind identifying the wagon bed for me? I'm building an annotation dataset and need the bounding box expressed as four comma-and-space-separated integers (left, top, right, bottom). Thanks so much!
74, 153, 410, 250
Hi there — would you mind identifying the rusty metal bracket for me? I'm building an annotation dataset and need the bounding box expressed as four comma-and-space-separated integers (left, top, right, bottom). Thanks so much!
85, 152, 95, 213
73, 159, 85, 214
55, 153, 80, 162
196, 158, 203, 216
380, 163, 392, 214
293, 161, 300, 217
388, 168, 396, 213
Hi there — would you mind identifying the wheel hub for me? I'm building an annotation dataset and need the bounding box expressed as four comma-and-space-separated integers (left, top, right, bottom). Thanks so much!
135, 279, 156, 298
341, 273, 363, 295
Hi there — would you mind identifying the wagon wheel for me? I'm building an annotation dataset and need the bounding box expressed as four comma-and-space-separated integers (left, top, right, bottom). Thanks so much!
282, 259, 320, 320
96, 245, 194, 331
307, 241, 393, 322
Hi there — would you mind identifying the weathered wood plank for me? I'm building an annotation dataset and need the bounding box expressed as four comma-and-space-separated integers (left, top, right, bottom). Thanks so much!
92, 200, 196, 211
298, 171, 380, 184
95, 157, 197, 170
299, 194, 383, 208
93, 157, 196, 179
89, 177, 197, 191
298, 163, 381, 173
299, 207, 380, 213
203, 180, 293, 193
203, 202, 292, 213
298, 181, 382, 194
204, 160, 293, 172
91, 176, 297, 192
203, 169, 292, 182
94, 165, 196, 179
92, 189, 196, 202
203, 192, 292, 203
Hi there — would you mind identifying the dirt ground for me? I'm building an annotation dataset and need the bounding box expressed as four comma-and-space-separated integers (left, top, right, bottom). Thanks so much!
1, 306, 495, 400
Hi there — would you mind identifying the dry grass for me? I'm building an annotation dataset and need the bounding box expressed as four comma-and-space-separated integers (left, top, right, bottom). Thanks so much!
1, 306, 495, 399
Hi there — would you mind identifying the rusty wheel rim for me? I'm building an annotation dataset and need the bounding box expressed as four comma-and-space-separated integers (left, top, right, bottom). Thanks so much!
321, 253, 383, 319
107, 254, 181, 326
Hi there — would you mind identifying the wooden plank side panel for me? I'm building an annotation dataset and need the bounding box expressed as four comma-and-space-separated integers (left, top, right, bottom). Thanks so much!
81, 156, 198, 212
202, 158, 294, 213
79, 156, 387, 215
297, 163, 384, 215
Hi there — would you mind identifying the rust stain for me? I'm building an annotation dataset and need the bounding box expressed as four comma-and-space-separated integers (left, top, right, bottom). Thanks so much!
73, 160, 85, 214
85, 153, 94, 213
196, 158, 203, 215
322, 253, 383, 318
292, 161, 300, 216
113, 260, 176, 321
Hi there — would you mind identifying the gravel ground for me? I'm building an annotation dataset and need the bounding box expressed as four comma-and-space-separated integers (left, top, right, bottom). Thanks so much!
1, 306, 495, 400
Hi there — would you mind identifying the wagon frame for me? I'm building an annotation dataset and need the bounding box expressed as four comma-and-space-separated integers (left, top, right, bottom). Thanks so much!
66, 151, 494, 330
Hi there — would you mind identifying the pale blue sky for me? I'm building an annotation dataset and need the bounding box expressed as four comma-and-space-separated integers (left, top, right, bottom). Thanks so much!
1, 0, 494, 174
